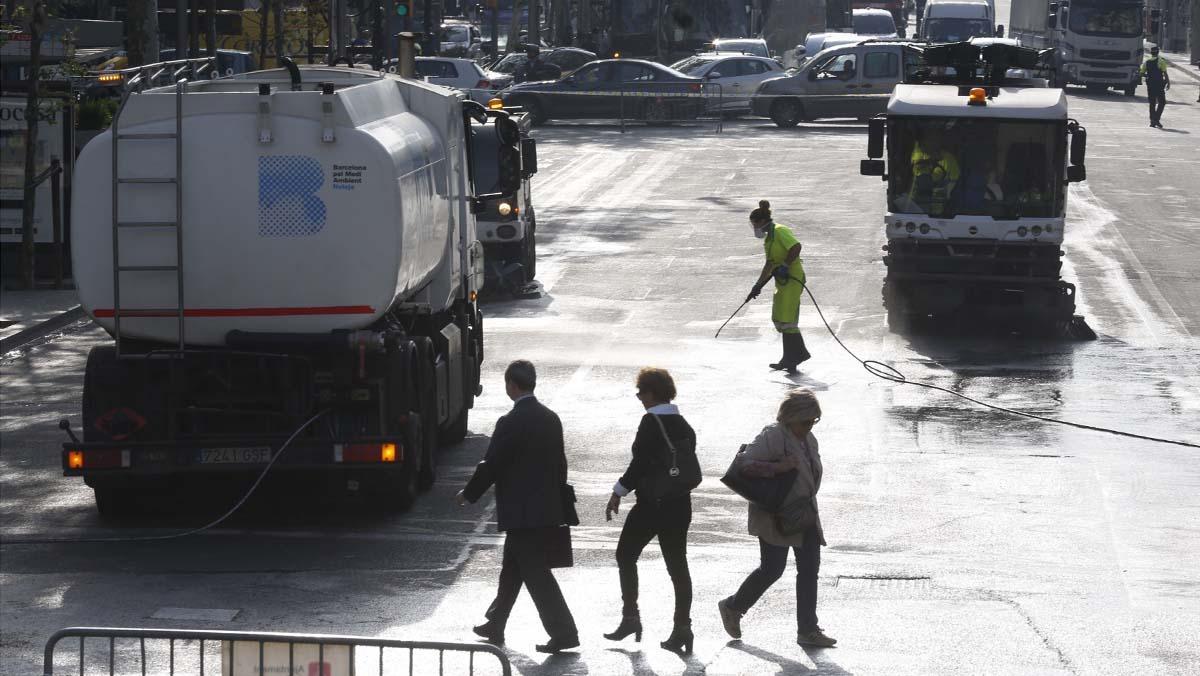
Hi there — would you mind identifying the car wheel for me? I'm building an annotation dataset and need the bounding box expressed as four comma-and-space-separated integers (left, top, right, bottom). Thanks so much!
520, 97, 547, 125
643, 99, 671, 124
770, 99, 803, 128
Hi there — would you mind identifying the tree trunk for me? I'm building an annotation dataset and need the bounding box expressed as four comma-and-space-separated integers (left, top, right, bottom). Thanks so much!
126, 0, 161, 66
1191, 0, 1199, 64
260, 0, 270, 67
528, 0, 540, 43
206, 0, 217, 55
274, 0, 285, 61
507, 0, 522, 52
20, 1, 47, 289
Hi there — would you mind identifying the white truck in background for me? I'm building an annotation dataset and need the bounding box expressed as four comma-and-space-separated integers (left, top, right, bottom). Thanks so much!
920, 0, 997, 43
62, 60, 521, 516
1009, 0, 1143, 94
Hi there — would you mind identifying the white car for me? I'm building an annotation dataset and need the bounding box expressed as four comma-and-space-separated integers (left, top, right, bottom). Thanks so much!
670, 53, 786, 114
794, 33, 867, 66
413, 57, 510, 104
794, 9, 899, 66
709, 38, 772, 59
853, 8, 900, 39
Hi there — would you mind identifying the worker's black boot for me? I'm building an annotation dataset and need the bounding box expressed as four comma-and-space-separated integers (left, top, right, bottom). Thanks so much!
769, 334, 789, 371
781, 332, 811, 373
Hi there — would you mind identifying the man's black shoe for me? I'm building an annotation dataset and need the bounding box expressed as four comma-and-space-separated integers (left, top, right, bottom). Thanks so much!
535, 635, 580, 653
473, 622, 505, 644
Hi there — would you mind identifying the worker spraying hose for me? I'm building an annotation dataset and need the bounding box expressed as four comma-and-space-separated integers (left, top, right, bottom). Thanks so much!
744, 200, 810, 374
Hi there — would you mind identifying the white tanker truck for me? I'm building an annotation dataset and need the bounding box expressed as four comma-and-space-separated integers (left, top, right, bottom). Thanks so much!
860, 41, 1092, 336
61, 60, 526, 516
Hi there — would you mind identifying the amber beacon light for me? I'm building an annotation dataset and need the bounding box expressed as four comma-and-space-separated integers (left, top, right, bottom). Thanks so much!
968, 88, 988, 106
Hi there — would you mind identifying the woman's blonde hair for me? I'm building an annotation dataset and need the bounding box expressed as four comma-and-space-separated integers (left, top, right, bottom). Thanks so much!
636, 367, 676, 403
777, 388, 821, 426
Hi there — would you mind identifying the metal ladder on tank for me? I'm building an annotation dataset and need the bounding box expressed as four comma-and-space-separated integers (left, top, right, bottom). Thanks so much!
110, 79, 189, 357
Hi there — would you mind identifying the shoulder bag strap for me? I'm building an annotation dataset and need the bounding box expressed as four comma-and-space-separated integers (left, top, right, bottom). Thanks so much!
651, 414, 681, 477
798, 436, 818, 496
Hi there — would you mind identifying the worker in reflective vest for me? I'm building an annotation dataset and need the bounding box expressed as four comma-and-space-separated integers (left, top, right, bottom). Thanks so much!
909, 137, 960, 215
1139, 45, 1170, 128
746, 200, 811, 374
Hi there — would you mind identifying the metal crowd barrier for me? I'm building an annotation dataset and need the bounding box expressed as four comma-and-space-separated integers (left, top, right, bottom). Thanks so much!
617, 80, 725, 134
43, 627, 512, 676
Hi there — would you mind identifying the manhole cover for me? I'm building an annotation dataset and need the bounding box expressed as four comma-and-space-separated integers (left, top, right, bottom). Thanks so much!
835, 576, 932, 598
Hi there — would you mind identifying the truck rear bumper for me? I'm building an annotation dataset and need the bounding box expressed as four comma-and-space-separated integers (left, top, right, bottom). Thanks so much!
883, 238, 1076, 319
63, 437, 405, 479
1060, 61, 1138, 86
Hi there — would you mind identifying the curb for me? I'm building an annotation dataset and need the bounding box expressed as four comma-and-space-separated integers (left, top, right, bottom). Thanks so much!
0, 306, 87, 355
1163, 57, 1200, 83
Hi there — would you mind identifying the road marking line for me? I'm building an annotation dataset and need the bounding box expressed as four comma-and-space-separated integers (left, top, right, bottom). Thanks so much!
151, 607, 240, 621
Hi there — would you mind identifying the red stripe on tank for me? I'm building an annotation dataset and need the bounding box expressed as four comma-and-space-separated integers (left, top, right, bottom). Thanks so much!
93, 306, 376, 318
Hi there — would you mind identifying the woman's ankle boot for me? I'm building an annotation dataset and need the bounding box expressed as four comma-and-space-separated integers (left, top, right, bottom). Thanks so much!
603, 614, 642, 642
660, 621, 694, 654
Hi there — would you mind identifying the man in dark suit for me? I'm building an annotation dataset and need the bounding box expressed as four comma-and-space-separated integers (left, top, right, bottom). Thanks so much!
456, 360, 579, 653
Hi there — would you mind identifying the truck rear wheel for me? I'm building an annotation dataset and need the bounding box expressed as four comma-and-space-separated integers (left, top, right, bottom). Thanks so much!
370, 465, 418, 512
413, 337, 440, 490
522, 214, 537, 281
93, 484, 138, 519
770, 99, 803, 128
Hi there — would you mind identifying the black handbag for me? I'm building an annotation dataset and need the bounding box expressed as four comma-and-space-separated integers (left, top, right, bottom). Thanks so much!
720, 444, 797, 511
646, 415, 702, 499
775, 496, 818, 535
545, 525, 574, 569
560, 483, 580, 526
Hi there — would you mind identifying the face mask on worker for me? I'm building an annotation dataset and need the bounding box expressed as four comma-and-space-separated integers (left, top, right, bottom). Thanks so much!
751, 220, 770, 239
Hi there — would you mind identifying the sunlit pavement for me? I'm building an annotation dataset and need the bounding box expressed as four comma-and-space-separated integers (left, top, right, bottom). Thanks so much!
3, 84, 1199, 675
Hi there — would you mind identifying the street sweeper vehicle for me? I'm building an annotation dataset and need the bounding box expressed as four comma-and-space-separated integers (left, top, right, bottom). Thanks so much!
860, 41, 1091, 336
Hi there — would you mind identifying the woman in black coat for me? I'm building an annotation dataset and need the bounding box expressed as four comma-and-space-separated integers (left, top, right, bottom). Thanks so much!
604, 367, 697, 654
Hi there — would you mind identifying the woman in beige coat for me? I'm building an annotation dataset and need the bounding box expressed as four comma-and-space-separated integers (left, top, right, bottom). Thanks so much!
717, 388, 836, 648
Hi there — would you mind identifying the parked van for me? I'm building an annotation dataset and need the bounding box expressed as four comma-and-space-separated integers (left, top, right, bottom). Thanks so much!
921, 0, 996, 43
752, 40, 923, 126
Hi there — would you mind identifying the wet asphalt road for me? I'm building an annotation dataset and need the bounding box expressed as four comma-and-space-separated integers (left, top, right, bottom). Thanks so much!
3, 83, 1200, 675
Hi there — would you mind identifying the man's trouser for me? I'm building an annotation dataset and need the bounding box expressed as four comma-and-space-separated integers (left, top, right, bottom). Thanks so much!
485, 527, 578, 639
1148, 88, 1166, 123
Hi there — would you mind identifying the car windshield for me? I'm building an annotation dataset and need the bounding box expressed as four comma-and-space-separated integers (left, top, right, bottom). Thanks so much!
671, 57, 712, 75
855, 14, 896, 35
414, 60, 455, 78
1068, 2, 1142, 37
470, 125, 501, 194
888, 118, 1065, 219
492, 54, 526, 74
925, 18, 993, 42
441, 26, 469, 42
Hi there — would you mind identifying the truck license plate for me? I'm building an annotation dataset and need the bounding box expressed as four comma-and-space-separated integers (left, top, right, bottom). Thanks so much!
195, 447, 273, 464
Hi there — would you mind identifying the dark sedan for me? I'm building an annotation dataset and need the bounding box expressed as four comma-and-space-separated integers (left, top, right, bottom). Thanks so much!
490, 47, 598, 78
498, 59, 707, 124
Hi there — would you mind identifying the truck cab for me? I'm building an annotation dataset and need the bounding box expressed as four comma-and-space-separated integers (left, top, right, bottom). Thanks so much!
920, 0, 996, 42
1009, 0, 1143, 94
